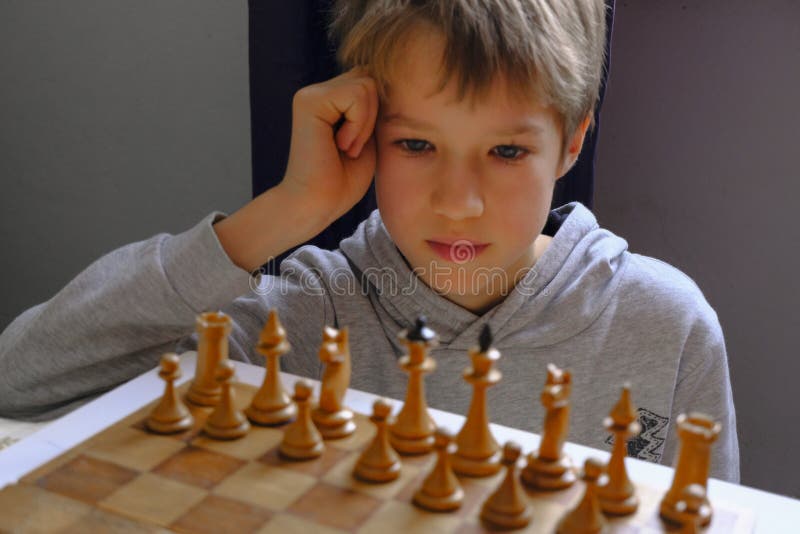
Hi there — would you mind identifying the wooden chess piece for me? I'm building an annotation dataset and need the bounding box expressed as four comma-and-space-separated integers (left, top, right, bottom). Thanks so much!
660, 413, 721, 528
597, 384, 641, 515
279, 379, 325, 460
480, 441, 532, 530
673, 484, 711, 534
389, 316, 438, 455
245, 309, 297, 425
353, 398, 401, 483
311, 326, 355, 439
204, 360, 250, 439
146, 353, 194, 434
187, 311, 232, 406
452, 324, 502, 476
521, 363, 576, 490
413, 428, 464, 512
557, 458, 609, 534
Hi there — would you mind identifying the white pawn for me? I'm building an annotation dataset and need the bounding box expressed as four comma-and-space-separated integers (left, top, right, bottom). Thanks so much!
280, 380, 324, 460
147, 353, 193, 434
353, 399, 401, 482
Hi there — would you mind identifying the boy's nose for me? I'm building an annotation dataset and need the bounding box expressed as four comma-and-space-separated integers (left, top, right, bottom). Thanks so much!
430, 168, 484, 221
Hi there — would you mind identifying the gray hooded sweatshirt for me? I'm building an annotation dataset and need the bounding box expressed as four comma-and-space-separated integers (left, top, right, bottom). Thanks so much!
0, 203, 739, 482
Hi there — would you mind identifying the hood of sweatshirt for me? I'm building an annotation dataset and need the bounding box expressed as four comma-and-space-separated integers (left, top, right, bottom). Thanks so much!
338, 202, 630, 351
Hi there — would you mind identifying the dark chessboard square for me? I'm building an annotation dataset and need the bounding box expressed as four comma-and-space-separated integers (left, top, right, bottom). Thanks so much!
258, 444, 350, 478
152, 445, 245, 490
36, 455, 138, 504
287, 481, 383, 531
170, 494, 273, 534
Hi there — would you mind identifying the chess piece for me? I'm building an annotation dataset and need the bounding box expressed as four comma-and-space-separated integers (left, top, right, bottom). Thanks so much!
204, 360, 250, 439
452, 324, 502, 476
597, 384, 641, 515
413, 428, 464, 512
660, 413, 721, 527
353, 398, 401, 482
245, 309, 297, 425
480, 441, 532, 530
146, 353, 194, 434
187, 311, 232, 406
389, 316, 438, 454
280, 379, 325, 460
521, 363, 576, 490
557, 458, 609, 534
672, 484, 711, 534
312, 326, 355, 439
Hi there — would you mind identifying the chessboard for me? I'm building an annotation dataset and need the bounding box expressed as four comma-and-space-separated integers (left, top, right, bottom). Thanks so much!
0, 378, 754, 533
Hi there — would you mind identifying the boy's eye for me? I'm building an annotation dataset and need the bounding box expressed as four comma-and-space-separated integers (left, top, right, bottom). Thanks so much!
395, 139, 432, 153
492, 145, 528, 161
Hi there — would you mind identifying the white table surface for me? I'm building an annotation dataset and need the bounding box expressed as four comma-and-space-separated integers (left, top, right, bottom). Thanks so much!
1, 352, 798, 532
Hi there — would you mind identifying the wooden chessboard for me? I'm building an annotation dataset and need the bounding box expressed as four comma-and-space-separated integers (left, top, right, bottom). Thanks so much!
0, 379, 754, 533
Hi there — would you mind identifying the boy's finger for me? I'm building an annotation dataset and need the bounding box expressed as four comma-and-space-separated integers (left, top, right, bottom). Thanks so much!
349, 79, 378, 157
332, 82, 372, 154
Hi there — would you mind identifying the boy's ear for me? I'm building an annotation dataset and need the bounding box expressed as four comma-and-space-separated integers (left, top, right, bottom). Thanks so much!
557, 113, 593, 178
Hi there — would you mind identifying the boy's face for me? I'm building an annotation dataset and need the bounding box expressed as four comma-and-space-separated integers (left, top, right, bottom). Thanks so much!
373, 28, 589, 314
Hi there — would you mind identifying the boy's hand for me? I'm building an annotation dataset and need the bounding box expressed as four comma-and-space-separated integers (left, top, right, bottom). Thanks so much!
281, 66, 379, 227
213, 67, 378, 272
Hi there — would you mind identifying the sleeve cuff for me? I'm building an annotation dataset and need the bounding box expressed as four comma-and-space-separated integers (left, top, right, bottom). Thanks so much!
161, 211, 254, 313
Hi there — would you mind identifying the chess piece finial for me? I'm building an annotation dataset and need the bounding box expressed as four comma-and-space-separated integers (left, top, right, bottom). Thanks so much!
353, 398, 402, 482
187, 311, 232, 406
598, 384, 641, 515
413, 428, 464, 512
451, 326, 502, 476
480, 441, 532, 529
146, 353, 194, 434
660, 413, 721, 528
245, 309, 297, 425
407, 315, 436, 343
557, 458, 608, 534
280, 379, 325, 460
312, 326, 355, 439
478, 323, 493, 353
204, 360, 250, 439
521, 363, 576, 490
389, 317, 438, 454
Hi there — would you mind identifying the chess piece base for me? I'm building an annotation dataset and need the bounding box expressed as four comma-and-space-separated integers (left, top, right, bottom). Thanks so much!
389, 433, 435, 455
556, 516, 609, 534
312, 408, 356, 439
413, 487, 464, 512
354, 460, 401, 483
204, 419, 250, 440
146, 414, 193, 435
598, 492, 639, 516
451, 449, 503, 477
521, 453, 576, 490
659, 499, 712, 527
480, 504, 532, 530
245, 403, 296, 426
185, 386, 221, 407
279, 441, 325, 461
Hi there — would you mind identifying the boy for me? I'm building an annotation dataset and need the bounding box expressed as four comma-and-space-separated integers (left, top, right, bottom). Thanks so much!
0, 0, 739, 482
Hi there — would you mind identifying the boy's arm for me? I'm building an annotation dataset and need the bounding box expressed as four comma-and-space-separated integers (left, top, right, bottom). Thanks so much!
0, 202, 333, 421
0, 65, 379, 421
0, 212, 250, 420
663, 309, 740, 483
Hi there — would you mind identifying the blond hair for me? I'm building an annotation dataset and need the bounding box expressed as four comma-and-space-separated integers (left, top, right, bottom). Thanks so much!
327, 0, 607, 147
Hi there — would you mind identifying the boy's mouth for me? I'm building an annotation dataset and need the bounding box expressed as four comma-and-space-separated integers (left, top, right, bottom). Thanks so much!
425, 239, 490, 263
